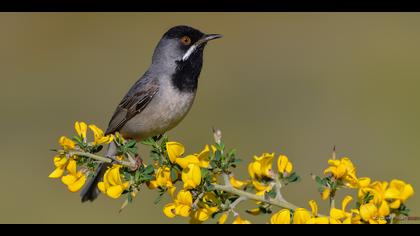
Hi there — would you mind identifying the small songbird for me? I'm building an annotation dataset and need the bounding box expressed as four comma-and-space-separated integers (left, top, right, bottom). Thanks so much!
81, 25, 222, 202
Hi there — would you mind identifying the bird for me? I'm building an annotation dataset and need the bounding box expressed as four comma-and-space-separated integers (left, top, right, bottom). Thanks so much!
80, 25, 222, 202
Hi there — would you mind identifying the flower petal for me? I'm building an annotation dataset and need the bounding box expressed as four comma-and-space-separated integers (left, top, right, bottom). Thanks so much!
218, 213, 228, 224
67, 174, 86, 192
61, 174, 77, 186
75, 121, 88, 139
182, 164, 201, 189
270, 209, 291, 224
66, 159, 77, 175
401, 184, 414, 202
163, 203, 177, 218
293, 208, 311, 224
309, 200, 318, 216
232, 216, 251, 224
341, 195, 353, 212
176, 155, 199, 169
197, 145, 210, 168
166, 142, 185, 164
98, 182, 107, 193
106, 185, 124, 199
49, 167, 65, 179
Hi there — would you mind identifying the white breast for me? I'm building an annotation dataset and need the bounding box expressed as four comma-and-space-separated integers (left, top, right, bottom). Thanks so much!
121, 78, 196, 140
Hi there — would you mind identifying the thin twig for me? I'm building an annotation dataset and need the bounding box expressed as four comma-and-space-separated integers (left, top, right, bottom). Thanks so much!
222, 173, 232, 188
229, 196, 247, 216
192, 192, 205, 210
212, 183, 298, 210
70, 151, 136, 168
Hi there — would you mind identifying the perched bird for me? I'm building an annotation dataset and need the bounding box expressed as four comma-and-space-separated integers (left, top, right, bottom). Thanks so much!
81, 25, 222, 202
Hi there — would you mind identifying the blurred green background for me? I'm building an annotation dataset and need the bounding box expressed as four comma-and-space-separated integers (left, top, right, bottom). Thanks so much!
1, 13, 419, 223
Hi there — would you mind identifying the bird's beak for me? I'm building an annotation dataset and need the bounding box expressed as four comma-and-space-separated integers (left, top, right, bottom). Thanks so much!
181, 34, 222, 61
200, 34, 223, 43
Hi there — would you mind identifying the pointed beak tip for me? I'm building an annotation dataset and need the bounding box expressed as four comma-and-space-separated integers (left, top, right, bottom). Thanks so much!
204, 34, 223, 42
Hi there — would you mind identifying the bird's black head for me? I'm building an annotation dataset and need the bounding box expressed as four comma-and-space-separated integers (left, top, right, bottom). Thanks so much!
151, 25, 222, 92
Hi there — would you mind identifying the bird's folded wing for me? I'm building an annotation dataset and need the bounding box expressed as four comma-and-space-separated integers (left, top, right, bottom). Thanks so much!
105, 78, 159, 136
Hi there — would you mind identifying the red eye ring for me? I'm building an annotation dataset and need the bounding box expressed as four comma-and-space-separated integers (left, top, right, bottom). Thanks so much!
180, 36, 192, 45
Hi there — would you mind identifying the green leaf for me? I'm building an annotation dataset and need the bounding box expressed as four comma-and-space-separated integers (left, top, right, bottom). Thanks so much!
141, 138, 155, 146
285, 172, 300, 183
135, 170, 141, 181
201, 168, 209, 178
144, 165, 155, 175
227, 149, 236, 157
139, 175, 153, 182
125, 139, 135, 147
214, 151, 221, 162
210, 160, 217, 169
267, 188, 277, 199
315, 176, 323, 185
170, 168, 178, 182
73, 135, 83, 144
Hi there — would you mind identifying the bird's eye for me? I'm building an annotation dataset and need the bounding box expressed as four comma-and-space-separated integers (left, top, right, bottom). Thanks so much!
180, 36, 192, 45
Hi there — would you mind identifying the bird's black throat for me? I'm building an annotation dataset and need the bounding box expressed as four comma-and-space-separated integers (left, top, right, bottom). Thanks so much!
171, 53, 203, 93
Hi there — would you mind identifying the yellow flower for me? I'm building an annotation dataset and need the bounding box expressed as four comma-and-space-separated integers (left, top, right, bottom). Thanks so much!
293, 208, 312, 224
163, 190, 193, 218
306, 217, 330, 224
218, 213, 229, 224
270, 209, 291, 224
148, 166, 173, 189
277, 155, 293, 176
182, 163, 201, 189
98, 165, 130, 199
324, 157, 358, 188
189, 192, 219, 223
248, 152, 274, 179
61, 159, 86, 192
197, 145, 210, 168
89, 125, 114, 145
359, 180, 388, 206
229, 175, 248, 189
384, 179, 414, 209
321, 188, 330, 200
74, 121, 88, 139
305, 200, 330, 224
166, 141, 185, 164
190, 205, 218, 223
175, 145, 210, 169
252, 180, 272, 197
232, 215, 251, 224
59, 136, 76, 150
176, 155, 200, 169
48, 156, 69, 178
359, 202, 389, 224
329, 195, 354, 224
246, 208, 262, 216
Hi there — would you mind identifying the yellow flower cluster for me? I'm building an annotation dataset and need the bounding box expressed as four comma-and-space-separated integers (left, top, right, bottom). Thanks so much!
48, 155, 86, 192
50, 122, 415, 224
357, 179, 414, 224
269, 156, 415, 224
98, 165, 130, 199
157, 142, 218, 223
247, 153, 293, 197
49, 121, 114, 193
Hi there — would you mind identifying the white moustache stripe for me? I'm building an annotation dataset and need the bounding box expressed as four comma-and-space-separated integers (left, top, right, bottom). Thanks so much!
181, 44, 197, 61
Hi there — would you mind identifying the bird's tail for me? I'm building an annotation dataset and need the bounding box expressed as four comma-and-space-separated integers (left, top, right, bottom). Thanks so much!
80, 141, 117, 202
